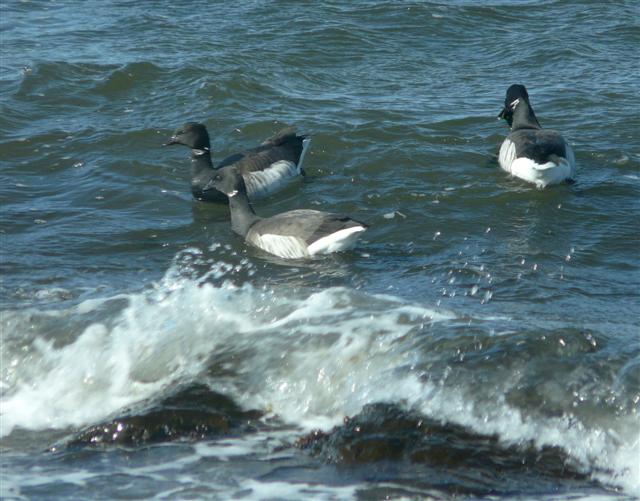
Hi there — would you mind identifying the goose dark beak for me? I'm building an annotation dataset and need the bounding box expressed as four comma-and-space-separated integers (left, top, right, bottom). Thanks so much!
163, 136, 179, 146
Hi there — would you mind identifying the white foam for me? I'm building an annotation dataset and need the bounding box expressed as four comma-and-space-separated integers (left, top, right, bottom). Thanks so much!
299, 137, 311, 169
411, 380, 640, 494
0, 273, 451, 437
0, 266, 262, 435
193, 430, 294, 462
1, 250, 637, 495
236, 479, 358, 501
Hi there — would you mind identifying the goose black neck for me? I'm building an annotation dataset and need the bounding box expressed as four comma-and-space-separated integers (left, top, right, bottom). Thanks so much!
511, 101, 542, 131
190, 149, 214, 192
228, 190, 260, 238
191, 148, 213, 173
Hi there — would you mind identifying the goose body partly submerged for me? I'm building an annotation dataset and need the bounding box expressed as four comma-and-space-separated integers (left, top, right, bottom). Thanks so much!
209, 167, 368, 259
165, 122, 310, 202
497, 85, 575, 188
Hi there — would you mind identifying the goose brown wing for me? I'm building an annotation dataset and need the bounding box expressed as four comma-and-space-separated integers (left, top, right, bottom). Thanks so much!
510, 129, 569, 164
216, 138, 304, 174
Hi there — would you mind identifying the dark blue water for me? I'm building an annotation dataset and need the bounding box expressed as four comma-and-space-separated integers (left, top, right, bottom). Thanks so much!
1, 1, 639, 499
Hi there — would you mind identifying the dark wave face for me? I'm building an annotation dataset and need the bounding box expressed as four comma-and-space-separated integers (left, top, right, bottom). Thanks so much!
297, 403, 595, 497
1, 1, 639, 500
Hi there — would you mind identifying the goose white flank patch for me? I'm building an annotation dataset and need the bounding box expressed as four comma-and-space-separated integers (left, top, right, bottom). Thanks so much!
209, 167, 368, 259
164, 122, 310, 203
497, 84, 576, 188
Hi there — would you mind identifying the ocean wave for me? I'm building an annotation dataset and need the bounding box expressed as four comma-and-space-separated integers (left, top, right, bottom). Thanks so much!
1, 247, 638, 493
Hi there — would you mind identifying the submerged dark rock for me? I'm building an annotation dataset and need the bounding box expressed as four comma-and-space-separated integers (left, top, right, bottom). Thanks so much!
297, 402, 594, 493
60, 383, 263, 449
68, 409, 232, 447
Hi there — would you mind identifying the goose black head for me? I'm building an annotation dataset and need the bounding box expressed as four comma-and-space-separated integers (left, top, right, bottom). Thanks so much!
206, 166, 247, 198
164, 122, 211, 151
498, 84, 530, 127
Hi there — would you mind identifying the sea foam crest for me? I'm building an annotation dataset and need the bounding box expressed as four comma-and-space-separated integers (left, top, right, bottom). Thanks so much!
0, 244, 455, 438
0, 248, 261, 436
1, 247, 637, 495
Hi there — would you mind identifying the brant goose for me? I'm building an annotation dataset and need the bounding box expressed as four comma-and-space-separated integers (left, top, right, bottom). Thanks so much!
165, 122, 310, 202
497, 85, 575, 188
209, 167, 368, 259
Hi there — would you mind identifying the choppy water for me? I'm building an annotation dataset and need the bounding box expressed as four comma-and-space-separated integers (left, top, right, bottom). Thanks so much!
1, 0, 639, 499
